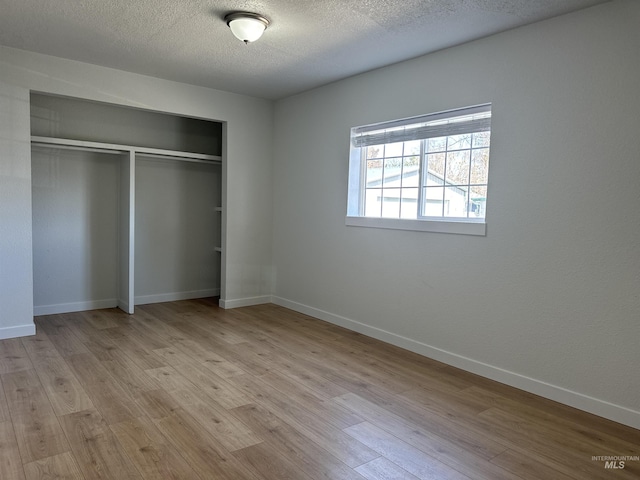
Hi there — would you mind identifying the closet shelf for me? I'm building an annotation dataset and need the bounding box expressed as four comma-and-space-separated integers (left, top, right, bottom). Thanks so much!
31, 136, 222, 163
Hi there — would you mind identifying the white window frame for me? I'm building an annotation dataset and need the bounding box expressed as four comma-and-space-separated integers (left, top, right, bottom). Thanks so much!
346, 104, 491, 236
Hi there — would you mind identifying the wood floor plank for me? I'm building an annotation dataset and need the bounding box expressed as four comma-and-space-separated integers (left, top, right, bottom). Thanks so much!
333, 392, 519, 480
231, 403, 368, 480
151, 347, 194, 367
59, 409, 142, 480
328, 325, 447, 375
33, 314, 67, 336
239, 334, 358, 400
0, 420, 26, 480
256, 325, 416, 395
39, 326, 89, 358
0, 339, 34, 375
344, 422, 471, 480
58, 313, 102, 343
100, 308, 133, 328
231, 321, 337, 370
170, 321, 272, 376
102, 326, 170, 360
154, 408, 260, 480
31, 357, 94, 417
400, 384, 492, 416
20, 332, 61, 362
175, 312, 248, 345
133, 389, 180, 420
171, 362, 252, 409
476, 407, 640, 480
165, 388, 204, 408
463, 385, 640, 455
355, 457, 420, 480
171, 335, 229, 363
0, 375, 10, 422
258, 370, 364, 429
110, 416, 202, 480
274, 327, 430, 394
80, 310, 120, 330
270, 357, 349, 400
232, 442, 315, 480
490, 449, 577, 480
123, 310, 188, 347
155, 301, 201, 317
478, 402, 602, 457
1, 369, 70, 463
23, 451, 84, 480
200, 356, 248, 378
127, 319, 236, 370
66, 353, 143, 425
82, 334, 122, 362
144, 366, 199, 393
99, 354, 161, 399
169, 389, 262, 452
228, 374, 378, 468
135, 304, 180, 326
235, 336, 348, 399
331, 376, 509, 461
21, 332, 94, 416
88, 330, 165, 371
456, 406, 633, 480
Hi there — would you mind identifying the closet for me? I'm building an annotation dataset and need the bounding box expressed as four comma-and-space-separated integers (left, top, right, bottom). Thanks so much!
30, 93, 223, 315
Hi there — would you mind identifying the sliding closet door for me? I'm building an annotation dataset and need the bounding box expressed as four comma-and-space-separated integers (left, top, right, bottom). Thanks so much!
32, 147, 121, 315
134, 157, 220, 305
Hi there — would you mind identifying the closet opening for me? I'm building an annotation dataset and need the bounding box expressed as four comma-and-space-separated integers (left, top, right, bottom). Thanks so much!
30, 92, 224, 316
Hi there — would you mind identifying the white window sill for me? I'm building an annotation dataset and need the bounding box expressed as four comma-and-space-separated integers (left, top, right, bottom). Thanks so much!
345, 216, 486, 236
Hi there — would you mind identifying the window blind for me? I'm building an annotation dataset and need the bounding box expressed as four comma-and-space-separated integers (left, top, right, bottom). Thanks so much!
352, 104, 491, 148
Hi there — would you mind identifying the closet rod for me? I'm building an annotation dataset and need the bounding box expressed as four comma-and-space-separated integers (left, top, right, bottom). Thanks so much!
31, 136, 222, 163
31, 142, 125, 155
135, 152, 222, 165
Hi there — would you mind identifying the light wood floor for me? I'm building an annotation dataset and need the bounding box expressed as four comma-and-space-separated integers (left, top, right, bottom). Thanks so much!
0, 300, 638, 480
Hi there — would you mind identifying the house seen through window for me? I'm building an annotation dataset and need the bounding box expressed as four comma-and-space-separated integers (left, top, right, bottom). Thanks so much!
346, 104, 492, 235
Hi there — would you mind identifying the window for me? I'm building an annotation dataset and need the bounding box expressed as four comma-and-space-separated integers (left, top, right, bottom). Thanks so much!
346, 104, 492, 235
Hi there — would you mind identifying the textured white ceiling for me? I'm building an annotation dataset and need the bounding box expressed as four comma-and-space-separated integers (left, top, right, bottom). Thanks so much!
0, 0, 610, 99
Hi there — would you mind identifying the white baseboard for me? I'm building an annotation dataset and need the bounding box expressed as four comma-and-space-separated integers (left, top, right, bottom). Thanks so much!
219, 295, 272, 309
271, 296, 640, 430
33, 299, 119, 316
0, 323, 36, 340
134, 288, 220, 306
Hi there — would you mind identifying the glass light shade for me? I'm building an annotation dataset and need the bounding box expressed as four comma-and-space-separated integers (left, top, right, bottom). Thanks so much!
227, 15, 268, 43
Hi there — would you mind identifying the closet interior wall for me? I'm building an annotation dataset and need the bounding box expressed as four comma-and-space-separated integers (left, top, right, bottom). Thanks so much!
30, 93, 223, 315
31, 147, 123, 315
134, 156, 221, 306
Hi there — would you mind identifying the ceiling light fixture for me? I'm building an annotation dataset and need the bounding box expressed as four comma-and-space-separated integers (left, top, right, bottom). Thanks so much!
224, 12, 269, 44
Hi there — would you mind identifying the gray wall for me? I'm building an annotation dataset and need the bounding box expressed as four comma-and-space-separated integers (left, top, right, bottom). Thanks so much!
0, 82, 34, 338
134, 158, 221, 303
272, 0, 640, 427
31, 148, 120, 312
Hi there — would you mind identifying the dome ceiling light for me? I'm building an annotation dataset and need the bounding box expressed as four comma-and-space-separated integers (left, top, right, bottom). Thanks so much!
224, 12, 270, 44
